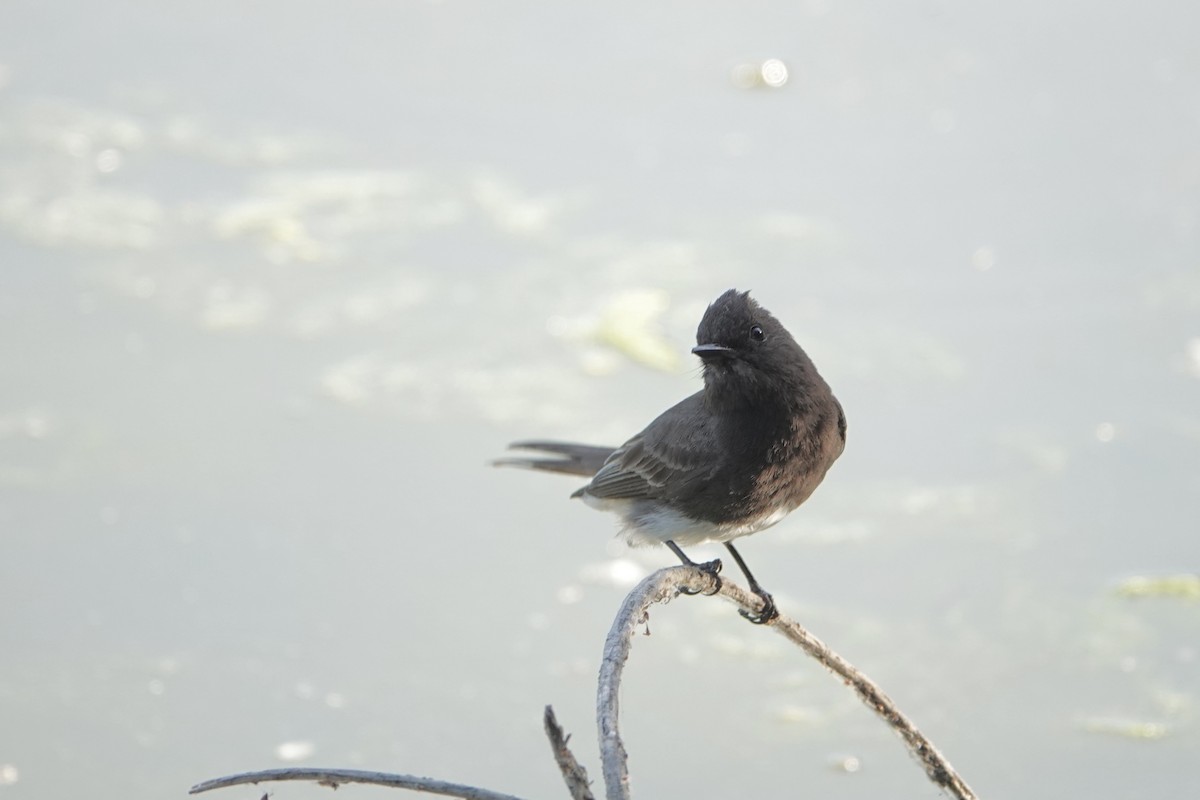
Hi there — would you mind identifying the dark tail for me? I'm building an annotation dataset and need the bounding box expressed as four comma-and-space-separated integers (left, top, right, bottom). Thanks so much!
493, 440, 616, 477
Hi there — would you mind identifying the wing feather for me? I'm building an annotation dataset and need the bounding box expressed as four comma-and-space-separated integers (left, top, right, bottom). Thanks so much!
577, 392, 717, 501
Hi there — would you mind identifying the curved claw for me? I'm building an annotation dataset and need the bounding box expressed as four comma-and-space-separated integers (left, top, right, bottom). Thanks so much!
696, 559, 723, 596
739, 591, 779, 625
679, 558, 723, 596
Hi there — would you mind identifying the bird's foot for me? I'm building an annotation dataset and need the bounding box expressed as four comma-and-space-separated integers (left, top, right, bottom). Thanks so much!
679, 558, 723, 596
739, 588, 779, 625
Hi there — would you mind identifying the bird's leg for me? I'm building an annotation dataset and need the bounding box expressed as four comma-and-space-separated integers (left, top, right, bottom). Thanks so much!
665, 541, 722, 596
724, 543, 779, 624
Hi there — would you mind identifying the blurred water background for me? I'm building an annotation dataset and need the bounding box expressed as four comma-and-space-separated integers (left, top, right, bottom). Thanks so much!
1, 1, 1198, 798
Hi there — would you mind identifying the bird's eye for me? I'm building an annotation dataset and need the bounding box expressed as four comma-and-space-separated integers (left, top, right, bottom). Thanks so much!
749, 324, 766, 342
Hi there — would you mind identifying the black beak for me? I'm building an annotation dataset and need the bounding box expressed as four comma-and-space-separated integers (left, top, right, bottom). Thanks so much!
692, 343, 735, 359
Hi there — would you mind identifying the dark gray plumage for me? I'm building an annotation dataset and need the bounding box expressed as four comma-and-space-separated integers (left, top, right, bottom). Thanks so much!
498, 289, 845, 623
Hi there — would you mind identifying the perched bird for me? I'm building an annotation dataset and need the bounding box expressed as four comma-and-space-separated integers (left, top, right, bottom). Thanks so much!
498, 289, 845, 623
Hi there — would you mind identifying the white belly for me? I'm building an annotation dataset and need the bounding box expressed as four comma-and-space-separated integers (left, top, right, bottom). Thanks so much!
581, 495, 793, 547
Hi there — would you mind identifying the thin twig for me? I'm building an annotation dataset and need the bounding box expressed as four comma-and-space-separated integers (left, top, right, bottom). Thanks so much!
188, 768, 529, 800
544, 705, 596, 800
596, 566, 979, 800
762, 599, 978, 798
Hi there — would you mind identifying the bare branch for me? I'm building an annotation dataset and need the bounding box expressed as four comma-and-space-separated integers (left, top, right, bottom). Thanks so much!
191, 566, 977, 800
544, 705, 596, 800
188, 768, 529, 800
756, 596, 979, 798
597, 567, 712, 800
597, 565, 979, 800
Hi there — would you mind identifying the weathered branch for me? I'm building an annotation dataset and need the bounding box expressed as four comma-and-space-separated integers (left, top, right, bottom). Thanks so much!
544, 705, 596, 800
596, 565, 979, 800
596, 567, 709, 800
188, 768, 528, 800
190, 566, 978, 800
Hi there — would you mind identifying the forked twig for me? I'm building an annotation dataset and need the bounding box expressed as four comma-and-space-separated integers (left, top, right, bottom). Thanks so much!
190, 567, 978, 800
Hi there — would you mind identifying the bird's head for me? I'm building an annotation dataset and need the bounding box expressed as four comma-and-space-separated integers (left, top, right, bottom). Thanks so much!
693, 289, 815, 405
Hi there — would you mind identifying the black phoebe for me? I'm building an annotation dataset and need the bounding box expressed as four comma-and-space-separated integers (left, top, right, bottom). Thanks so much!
497, 289, 846, 623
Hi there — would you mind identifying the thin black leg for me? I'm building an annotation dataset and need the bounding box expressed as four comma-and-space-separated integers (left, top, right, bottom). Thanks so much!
665, 540, 722, 596
724, 542, 779, 624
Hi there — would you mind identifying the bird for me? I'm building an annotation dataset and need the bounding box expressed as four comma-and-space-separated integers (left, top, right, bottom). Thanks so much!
497, 289, 846, 623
